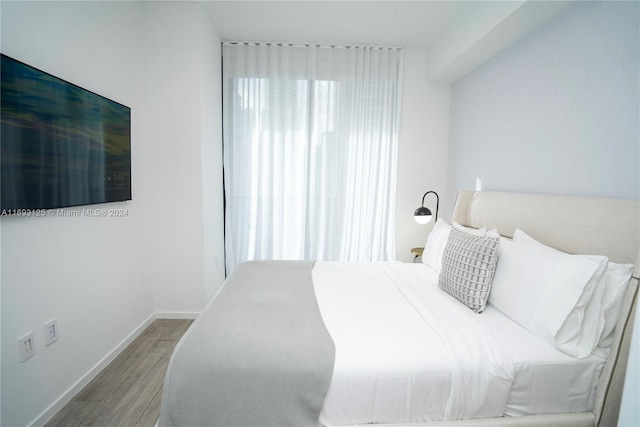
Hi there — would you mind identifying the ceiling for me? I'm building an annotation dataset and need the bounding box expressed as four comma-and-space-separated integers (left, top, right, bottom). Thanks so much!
203, 1, 467, 49
202, 1, 575, 82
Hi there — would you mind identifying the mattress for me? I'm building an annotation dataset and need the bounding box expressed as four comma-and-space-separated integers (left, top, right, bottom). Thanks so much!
312, 262, 605, 425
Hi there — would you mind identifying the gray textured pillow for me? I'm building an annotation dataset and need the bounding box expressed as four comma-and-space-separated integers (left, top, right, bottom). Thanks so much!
438, 227, 500, 313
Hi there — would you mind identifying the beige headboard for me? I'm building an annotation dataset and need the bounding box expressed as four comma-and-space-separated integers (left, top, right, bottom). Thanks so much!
451, 190, 639, 427
452, 190, 640, 275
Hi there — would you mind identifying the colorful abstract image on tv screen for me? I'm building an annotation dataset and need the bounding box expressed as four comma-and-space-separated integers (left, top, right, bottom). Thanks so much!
1, 54, 131, 211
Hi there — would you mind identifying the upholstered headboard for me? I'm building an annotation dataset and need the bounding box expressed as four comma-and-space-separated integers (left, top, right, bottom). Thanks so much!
452, 190, 639, 272
451, 190, 639, 427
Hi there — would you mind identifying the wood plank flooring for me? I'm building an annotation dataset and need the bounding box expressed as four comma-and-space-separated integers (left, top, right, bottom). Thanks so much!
45, 319, 192, 427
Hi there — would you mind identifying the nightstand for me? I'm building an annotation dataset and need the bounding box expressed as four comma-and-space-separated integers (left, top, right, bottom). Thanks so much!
411, 247, 424, 262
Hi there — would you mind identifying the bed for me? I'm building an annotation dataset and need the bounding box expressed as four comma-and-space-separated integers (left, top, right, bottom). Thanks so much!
158, 190, 639, 427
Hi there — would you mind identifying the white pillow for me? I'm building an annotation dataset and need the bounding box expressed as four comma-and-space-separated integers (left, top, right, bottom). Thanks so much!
422, 219, 486, 273
596, 262, 633, 350
491, 231, 607, 358
512, 230, 626, 353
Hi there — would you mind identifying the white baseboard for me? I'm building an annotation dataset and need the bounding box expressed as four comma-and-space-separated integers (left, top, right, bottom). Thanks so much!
31, 313, 157, 427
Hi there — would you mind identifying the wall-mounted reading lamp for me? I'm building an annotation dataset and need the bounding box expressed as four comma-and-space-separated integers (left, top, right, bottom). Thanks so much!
414, 191, 439, 224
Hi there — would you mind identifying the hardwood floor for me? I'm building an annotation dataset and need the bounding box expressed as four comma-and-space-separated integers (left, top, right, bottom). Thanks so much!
45, 319, 192, 427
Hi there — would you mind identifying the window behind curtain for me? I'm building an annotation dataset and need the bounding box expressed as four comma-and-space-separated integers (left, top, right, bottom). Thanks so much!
223, 42, 403, 275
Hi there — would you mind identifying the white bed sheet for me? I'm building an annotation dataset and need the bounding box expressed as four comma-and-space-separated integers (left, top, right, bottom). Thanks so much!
312, 262, 605, 426
474, 304, 605, 416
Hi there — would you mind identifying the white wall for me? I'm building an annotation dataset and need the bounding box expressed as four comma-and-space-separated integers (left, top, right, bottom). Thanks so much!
140, 2, 225, 315
0, 2, 152, 426
446, 2, 639, 425
446, 1, 639, 216
395, 50, 450, 262
0, 1, 226, 425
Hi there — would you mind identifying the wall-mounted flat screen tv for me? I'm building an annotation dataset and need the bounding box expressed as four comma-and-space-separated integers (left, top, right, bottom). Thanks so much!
1, 54, 131, 212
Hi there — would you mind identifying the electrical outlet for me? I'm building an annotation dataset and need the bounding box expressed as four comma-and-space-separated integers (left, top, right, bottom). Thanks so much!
19, 333, 35, 362
44, 319, 58, 346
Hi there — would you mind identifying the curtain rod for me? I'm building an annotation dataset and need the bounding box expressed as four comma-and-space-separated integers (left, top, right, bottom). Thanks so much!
222, 40, 402, 50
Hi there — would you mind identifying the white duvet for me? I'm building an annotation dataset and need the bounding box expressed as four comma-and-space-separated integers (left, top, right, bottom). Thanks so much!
313, 261, 606, 425
313, 262, 516, 425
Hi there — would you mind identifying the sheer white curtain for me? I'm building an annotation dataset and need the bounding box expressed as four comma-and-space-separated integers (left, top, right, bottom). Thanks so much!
223, 42, 403, 274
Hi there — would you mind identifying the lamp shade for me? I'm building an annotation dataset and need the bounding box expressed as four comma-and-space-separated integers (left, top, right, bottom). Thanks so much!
414, 191, 439, 224
414, 207, 433, 224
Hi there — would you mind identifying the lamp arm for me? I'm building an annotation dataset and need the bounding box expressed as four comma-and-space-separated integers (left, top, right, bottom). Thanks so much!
420, 191, 439, 221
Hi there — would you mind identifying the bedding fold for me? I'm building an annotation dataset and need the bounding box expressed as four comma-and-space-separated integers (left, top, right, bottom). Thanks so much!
158, 260, 335, 427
